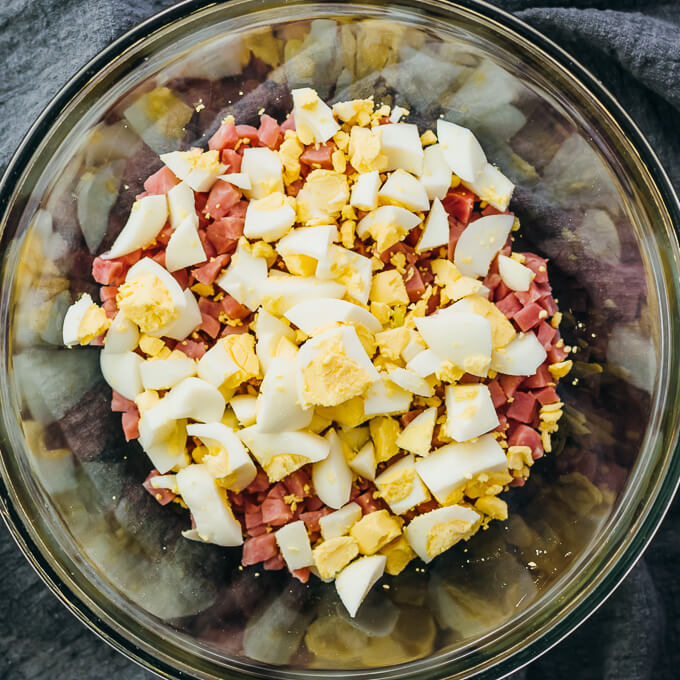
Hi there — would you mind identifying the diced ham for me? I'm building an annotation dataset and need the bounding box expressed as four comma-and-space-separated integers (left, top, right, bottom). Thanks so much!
481, 204, 509, 217
176, 339, 207, 359
548, 345, 569, 363
267, 482, 288, 500
171, 268, 190, 289
540, 295, 559, 316
221, 148, 242, 173
155, 224, 174, 248
207, 217, 243, 254
235, 125, 260, 142
102, 300, 118, 319
247, 469, 271, 494
261, 497, 294, 526
198, 229, 217, 260
405, 225, 423, 248
263, 553, 286, 570
521, 362, 552, 389
121, 407, 140, 441
533, 386, 560, 405
143, 166, 179, 195
111, 390, 135, 413
483, 271, 502, 294
494, 413, 508, 433
300, 508, 332, 532
286, 178, 304, 197
92, 257, 125, 285
520, 252, 549, 283
198, 296, 222, 319
536, 321, 558, 349
487, 380, 507, 409
227, 200, 248, 220
514, 282, 543, 306
426, 288, 441, 315
442, 186, 476, 225
292, 568, 310, 583
283, 469, 311, 498
205, 180, 242, 220
380, 241, 418, 265
220, 324, 249, 337
100, 286, 118, 302
400, 409, 425, 428
248, 525, 268, 537
447, 217, 467, 260
305, 495, 323, 511
300, 143, 336, 169
242, 533, 278, 566
199, 312, 221, 339
258, 114, 281, 149
281, 114, 295, 132
221, 294, 250, 320
512, 302, 544, 332
143, 470, 176, 506
245, 508, 263, 530
152, 250, 166, 268
494, 281, 512, 302
496, 293, 522, 318
355, 491, 383, 514
209, 120, 239, 151
192, 254, 230, 285
458, 373, 480, 384
499, 374, 524, 399
404, 264, 426, 302
508, 423, 543, 460
135, 191, 149, 200
506, 391, 538, 424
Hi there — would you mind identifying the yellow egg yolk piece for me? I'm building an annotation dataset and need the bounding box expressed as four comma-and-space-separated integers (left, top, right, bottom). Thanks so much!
313, 536, 360, 579
264, 453, 311, 482
77, 304, 111, 344
221, 333, 261, 388
116, 273, 178, 334
425, 518, 476, 559
380, 535, 416, 576
350, 509, 403, 555
296, 170, 350, 226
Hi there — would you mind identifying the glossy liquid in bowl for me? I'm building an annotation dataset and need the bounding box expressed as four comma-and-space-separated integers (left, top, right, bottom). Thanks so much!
1, 3, 678, 679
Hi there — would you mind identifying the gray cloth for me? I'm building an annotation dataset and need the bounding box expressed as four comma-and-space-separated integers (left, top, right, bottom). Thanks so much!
1, 1, 678, 678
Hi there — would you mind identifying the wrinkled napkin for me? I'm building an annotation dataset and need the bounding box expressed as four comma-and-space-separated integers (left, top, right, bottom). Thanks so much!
0, 1, 678, 679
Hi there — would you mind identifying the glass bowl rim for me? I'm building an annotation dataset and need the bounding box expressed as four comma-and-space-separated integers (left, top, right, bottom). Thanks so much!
1, 1, 679, 679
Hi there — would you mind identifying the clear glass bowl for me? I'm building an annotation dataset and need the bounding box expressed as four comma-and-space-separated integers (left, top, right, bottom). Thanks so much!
1, 1, 679, 678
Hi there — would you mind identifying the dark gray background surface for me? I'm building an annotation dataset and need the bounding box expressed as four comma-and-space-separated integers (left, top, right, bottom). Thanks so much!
1, 1, 679, 678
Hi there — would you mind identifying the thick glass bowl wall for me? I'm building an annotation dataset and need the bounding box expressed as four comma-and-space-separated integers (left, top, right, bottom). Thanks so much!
1, 2, 679, 679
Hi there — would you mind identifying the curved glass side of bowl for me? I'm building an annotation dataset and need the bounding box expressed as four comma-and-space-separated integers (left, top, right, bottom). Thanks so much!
1, 3, 678, 679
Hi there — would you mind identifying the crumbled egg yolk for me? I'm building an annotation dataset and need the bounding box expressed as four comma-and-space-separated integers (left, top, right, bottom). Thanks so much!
375, 327, 411, 361
474, 495, 508, 521
77, 303, 110, 344
366, 220, 410, 254
264, 453, 311, 482
350, 509, 402, 555
462, 295, 516, 349
380, 534, 416, 576
348, 126, 387, 173
369, 416, 400, 463
425, 518, 476, 559
296, 170, 349, 226
135, 389, 160, 416
313, 535, 360, 579
396, 410, 436, 457
220, 333, 261, 388
420, 130, 438, 146
278, 132, 304, 184
138, 334, 166, 357
177, 147, 221, 173
116, 273, 178, 334
370, 270, 409, 306
378, 465, 416, 504
549, 360, 573, 380
316, 396, 368, 429
301, 335, 374, 407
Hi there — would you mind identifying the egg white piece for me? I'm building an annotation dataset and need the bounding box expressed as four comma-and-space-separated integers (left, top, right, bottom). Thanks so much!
348, 440, 376, 480
137, 398, 182, 451
418, 144, 452, 201
275, 520, 314, 571
363, 375, 412, 416
490, 332, 547, 376
230, 394, 258, 426
176, 464, 244, 546
276, 225, 338, 262
102, 312, 139, 354
167, 181, 196, 229
415, 309, 492, 377
239, 147, 284, 199
285, 298, 382, 334
415, 434, 507, 504
404, 505, 480, 563
100, 351, 143, 401
292, 87, 340, 144
312, 429, 353, 510
406, 349, 441, 378
165, 214, 207, 271
149, 474, 178, 493
453, 213, 514, 278
238, 427, 330, 468
498, 254, 534, 292
379, 123, 424, 175
216, 241, 268, 311
125, 257, 186, 310
378, 169, 430, 212
140, 357, 197, 390
161, 151, 223, 192
254, 308, 296, 373
196, 337, 257, 389
389, 106, 408, 123
243, 193, 296, 242
436, 120, 486, 183
462, 162, 515, 212
319, 502, 362, 540
375, 454, 430, 515
315, 245, 373, 305
417, 197, 449, 252
396, 407, 436, 457
141, 420, 188, 474
62, 294, 95, 346
350, 171, 381, 211
356, 205, 421, 240
186, 422, 256, 492
444, 384, 499, 442
402, 335, 427, 362
165, 377, 226, 422
217, 172, 252, 190
335, 555, 387, 618
147, 289, 202, 341
259, 273, 346, 315
103, 194, 168, 259
256, 356, 313, 433
388, 367, 434, 398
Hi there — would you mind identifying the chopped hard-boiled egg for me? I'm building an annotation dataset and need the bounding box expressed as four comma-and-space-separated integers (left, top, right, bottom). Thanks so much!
140, 356, 196, 390
217, 172, 252, 190
436, 120, 486, 184
348, 440, 377, 480
63, 293, 110, 346
316, 245, 373, 305
216, 239, 268, 310
350, 509, 402, 555
296, 170, 349, 226
276, 224, 337, 262
197, 333, 260, 390
363, 375, 412, 416
418, 144, 452, 201
244, 192, 296, 241
335, 554, 387, 618
259, 272, 346, 316
453, 213, 514, 278
102, 312, 139, 354
167, 181, 196, 229
490, 332, 547, 375
165, 214, 206, 271
276, 520, 314, 571
498, 254, 534, 292
357, 205, 421, 253
100, 351, 143, 401
229, 394, 258, 427
240, 147, 284, 199
378, 169, 430, 212
319, 502, 363, 540
379, 123, 424, 175
396, 407, 436, 456
462, 162, 515, 212
417, 197, 449, 252
161, 148, 223, 192
312, 430, 353, 509
350, 171, 381, 211
292, 87, 340, 145
375, 455, 430, 515
285, 298, 381, 335
444, 384, 499, 442
103, 194, 168, 259
388, 367, 434, 398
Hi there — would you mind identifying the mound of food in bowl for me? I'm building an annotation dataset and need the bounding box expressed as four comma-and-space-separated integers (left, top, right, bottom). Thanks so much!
61, 88, 571, 618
